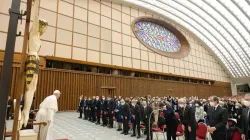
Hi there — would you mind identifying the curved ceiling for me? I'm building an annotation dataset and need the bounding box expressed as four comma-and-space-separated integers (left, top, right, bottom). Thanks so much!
112, 0, 250, 78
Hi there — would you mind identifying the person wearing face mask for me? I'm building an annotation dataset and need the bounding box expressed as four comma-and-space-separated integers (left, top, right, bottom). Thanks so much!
233, 102, 242, 128
101, 96, 108, 127
161, 102, 179, 140
83, 96, 88, 120
91, 96, 97, 122
144, 99, 155, 140
195, 101, 204, 123
132, 100, 143, 138
121, 99, 130, 135
240, 94, 250, 140
87, 97, 92, 121
173, 98, 178, 112
131, 99, 137, 137
115, 101, 122, 131
207, 96, 228, 140
107, 96, 115, 128
178, 98, 197, 140
95, 96, 101, 125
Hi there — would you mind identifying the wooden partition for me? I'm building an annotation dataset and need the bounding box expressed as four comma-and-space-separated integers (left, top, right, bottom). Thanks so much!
0, 66, 231, 111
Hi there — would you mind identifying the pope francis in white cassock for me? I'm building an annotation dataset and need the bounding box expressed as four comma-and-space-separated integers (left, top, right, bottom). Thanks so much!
34, 90, 61, 140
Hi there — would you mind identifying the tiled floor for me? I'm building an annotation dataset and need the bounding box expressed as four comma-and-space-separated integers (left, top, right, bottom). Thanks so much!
53, 112, 167, 140
6, 112, 169, 140
6, 112, 215, 140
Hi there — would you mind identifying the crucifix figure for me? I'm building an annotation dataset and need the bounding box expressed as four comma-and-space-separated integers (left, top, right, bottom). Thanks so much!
20, 0, 48, 128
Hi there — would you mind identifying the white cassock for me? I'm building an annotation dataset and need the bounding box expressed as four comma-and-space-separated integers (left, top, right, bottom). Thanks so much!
34, 95, 58, 140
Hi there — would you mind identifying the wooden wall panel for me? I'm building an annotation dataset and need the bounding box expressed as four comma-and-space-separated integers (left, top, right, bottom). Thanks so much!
0, 67, 232, 111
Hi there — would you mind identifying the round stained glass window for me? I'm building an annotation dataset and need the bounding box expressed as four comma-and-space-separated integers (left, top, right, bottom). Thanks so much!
131, 17, 190, 58
135, 21, 181, 52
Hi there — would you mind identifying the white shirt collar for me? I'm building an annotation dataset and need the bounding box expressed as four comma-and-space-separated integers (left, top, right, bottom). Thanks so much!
214, 104, 219, 110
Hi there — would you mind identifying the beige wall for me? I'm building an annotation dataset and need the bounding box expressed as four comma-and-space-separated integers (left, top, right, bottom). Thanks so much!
0, 0, 230, 82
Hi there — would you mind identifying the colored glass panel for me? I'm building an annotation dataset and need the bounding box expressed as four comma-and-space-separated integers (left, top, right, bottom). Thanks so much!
135, 21, 181, 52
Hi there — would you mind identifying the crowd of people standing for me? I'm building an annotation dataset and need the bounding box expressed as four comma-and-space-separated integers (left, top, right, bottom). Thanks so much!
77, 94, 250, 140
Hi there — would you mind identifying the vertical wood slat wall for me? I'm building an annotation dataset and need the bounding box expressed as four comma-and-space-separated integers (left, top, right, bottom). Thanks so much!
0, 66, 231, 111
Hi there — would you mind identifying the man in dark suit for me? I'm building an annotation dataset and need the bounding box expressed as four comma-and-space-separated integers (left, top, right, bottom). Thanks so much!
107, 96, 115, 128
91, 96, 96, 122
121, 99, 130, 135
144, 100, 154, 140
161, 102, 179, 140
78, 96, 83, 118
241, 94, 250, 140
83, 96, 88, 120
78, 95, 83, 113
131, 100, 142, 138
87, 97, 92, 121
131, 99, 137, 137
95, 96, 101, 125
102, 96, 108, 127
207, 96, 228, 140
178, 98, 197, 140
6, 96, 13, 120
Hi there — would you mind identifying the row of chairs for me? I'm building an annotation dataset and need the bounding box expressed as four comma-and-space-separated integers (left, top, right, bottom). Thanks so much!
152, 113, 241, 140
100, 112, 241, 140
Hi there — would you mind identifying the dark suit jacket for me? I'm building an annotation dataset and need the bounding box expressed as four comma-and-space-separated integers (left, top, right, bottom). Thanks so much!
145, 105, 154, 124
83, 99, 87, 108
91, 99, 96, 110
102, 100, 108, 112
179, 105, 197, 130
122, 103, 130, 118
80, 99, 84, 108
107, 99, 115, 112
207, 105, 228, 134
96, 100, 101, 111
135, 104, 142, 120
164, 107, 179, 127
241, 108, 250, 139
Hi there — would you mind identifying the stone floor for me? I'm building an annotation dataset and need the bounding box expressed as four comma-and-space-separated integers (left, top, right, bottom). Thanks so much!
53, 112, 167, 140
6, 112, 169, 140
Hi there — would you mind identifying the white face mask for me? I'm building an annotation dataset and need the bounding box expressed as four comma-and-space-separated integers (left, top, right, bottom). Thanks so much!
121, 102, 125, 105
163, 106, 166, 110
235, 106, 239, 109
195, 104, 199, 107
132, 103, 135, 106
244, 100, 250, 107
210, 102, 215, 107
102, 98, 105, 100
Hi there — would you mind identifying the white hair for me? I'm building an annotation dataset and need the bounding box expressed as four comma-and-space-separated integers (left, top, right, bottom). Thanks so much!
53, 90, 61, 95
179, 98, 186, 103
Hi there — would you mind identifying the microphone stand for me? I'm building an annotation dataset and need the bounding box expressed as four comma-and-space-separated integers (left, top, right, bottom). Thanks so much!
148, 109, 161, 139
